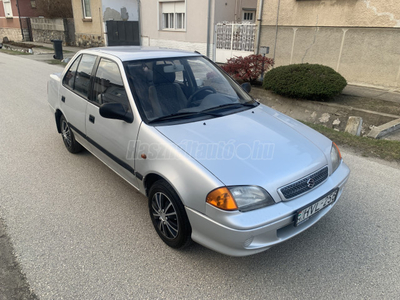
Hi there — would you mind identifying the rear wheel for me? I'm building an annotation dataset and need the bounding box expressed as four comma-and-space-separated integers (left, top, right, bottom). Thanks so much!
148, 180, 191, 248
60, 115, 83, 153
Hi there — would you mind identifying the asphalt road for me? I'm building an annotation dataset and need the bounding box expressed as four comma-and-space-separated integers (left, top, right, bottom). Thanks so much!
1, 53, 400, 300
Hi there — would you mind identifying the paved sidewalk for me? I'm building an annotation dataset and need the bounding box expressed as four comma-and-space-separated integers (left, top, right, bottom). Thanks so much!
343, 84, 400, 104
19, 41, 83, 53
18, 41, 82, 62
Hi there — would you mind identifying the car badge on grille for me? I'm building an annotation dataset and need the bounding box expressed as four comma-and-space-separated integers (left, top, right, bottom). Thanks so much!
307, 178, 315, 189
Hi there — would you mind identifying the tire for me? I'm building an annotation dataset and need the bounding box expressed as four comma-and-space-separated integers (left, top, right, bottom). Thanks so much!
148, 180, 192, 248
59, 115, 83, 154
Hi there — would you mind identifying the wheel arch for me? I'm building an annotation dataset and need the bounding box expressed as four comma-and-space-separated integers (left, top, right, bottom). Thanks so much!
55, 109, 63, 133
143, 173, 166, 197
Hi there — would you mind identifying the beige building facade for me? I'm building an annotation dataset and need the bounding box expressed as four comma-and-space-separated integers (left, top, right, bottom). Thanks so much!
71, 0, 104, 47
140, 0, 257, 59
257, 0, 400, 88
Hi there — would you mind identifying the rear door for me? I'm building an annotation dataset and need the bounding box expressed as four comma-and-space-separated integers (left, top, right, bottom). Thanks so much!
85, 57, 140, 187
60, 54, 97, 139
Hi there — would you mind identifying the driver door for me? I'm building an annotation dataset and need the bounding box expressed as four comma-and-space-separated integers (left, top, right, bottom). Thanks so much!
85, 57, 139, 188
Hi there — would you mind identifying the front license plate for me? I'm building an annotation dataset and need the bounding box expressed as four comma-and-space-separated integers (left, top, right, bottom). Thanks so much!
294, 189, 339, 226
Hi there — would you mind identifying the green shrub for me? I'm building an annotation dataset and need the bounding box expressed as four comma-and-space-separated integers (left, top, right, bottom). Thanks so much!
262, 64, 347, 100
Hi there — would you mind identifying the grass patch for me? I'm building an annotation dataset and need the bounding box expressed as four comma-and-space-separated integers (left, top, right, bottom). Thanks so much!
39, 46, 55, 51
0, 49, 31, 55
2, 41, 38, 48
302, 121, 400, 162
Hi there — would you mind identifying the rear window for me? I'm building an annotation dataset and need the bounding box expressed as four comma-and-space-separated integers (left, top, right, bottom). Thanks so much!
62, 55, 81, 89
63, 54, 96, 99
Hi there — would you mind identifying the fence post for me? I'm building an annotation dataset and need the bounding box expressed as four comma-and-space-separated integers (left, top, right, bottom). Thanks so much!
230, 23, 234, 59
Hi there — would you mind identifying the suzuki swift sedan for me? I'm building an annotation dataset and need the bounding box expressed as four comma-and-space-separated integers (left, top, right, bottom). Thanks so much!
48, 47, 350, 256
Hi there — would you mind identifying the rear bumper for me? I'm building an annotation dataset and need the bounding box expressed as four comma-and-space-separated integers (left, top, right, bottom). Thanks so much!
186, 162, 350, 256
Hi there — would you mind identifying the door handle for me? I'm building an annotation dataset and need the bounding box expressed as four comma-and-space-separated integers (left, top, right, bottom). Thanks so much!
89, 115, 95, 123
61, 96, 65, 103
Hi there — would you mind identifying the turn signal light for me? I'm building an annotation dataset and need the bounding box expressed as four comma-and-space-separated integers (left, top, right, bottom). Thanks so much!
333, 142, 342, 159
206, 187, 238, 211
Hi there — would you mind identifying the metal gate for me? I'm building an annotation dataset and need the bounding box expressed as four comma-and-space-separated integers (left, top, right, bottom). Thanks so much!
215, 23, 256, 63
21, 18, 33, 41
106, 21, 140, 46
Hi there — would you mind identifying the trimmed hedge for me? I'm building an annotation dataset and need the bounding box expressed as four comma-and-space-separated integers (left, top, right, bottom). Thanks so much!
262, 64, 347, 100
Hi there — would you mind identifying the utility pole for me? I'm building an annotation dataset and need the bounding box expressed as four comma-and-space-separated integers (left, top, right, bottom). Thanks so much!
15, 0, 25, 41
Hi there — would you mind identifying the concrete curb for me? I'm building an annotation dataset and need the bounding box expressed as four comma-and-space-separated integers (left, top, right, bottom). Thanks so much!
367, 119, 400, 139
2, 44, 32, 54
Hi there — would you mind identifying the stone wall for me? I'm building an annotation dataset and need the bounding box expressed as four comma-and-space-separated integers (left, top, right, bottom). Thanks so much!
0, 28, 22, 42
30, 18, 75, 45
75, 33, 105, 48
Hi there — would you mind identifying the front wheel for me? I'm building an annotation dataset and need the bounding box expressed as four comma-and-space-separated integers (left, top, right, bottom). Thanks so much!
60, 115, 83, 153
148, 180, 191, 248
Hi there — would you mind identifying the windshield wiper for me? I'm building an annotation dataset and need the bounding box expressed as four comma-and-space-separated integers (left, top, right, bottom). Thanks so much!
148, 102, 258, 123
200, 101, 258, 113
148, 110, 221, 123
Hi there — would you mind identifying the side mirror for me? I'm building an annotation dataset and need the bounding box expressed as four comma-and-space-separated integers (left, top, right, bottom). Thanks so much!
99, 103, 133, 123
241, 82, 251, 93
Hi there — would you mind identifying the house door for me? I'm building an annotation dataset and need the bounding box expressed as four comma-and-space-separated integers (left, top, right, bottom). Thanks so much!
106, 21, 140, 46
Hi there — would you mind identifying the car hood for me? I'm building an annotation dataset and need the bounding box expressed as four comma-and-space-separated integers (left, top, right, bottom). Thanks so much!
155, 105, 331, 199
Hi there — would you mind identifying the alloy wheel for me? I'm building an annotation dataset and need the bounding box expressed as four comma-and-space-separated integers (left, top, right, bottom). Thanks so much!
151, 192, 179, 239
61, 119, 72, 148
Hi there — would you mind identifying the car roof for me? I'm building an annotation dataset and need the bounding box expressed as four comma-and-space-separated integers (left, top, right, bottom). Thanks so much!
83, 46, 201, 61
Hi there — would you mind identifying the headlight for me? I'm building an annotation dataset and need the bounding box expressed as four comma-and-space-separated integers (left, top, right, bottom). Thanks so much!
330, 142, 342, 173
206, 186, 275, 212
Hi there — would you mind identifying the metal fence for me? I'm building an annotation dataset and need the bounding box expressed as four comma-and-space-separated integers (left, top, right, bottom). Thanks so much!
216, 23, 256, 52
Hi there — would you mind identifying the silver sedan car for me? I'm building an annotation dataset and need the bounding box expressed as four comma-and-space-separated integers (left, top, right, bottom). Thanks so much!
48, 47, 350, 256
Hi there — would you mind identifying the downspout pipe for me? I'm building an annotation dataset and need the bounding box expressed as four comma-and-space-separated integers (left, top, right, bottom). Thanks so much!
206, 0, 212, 58
273, 0, 281, 62
138, 0, 142, 45
15, 0, 25, 41
255, 0, 264, 54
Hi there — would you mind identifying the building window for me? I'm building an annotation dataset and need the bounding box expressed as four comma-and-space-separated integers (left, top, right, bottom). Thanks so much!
2, 0, 13, 18
82, 0, 92, 19
176, 13, 185, 29
30, 1, 36, 8
160, 1, 185, 30
163, 13, 174, 29
242, 10, 255, 23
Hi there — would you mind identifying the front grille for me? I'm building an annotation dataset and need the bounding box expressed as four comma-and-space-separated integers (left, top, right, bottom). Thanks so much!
279, 166, 328, 200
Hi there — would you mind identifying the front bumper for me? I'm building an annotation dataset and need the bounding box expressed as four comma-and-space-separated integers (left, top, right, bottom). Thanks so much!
186, 162, 350, 256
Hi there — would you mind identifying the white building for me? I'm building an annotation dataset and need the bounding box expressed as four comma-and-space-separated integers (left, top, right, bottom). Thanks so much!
140, 0, 256, 59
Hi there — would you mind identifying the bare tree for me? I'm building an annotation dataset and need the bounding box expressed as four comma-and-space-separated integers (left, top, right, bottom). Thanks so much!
36, 0, 73, 19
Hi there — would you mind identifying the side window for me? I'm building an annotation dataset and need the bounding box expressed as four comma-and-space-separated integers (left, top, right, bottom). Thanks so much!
74, 54, 96, 98
63, 55, 81, 89
93, 58, 130, 110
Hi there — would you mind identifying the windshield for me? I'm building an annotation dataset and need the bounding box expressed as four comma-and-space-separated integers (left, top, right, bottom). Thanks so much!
124, 56, 256, 124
